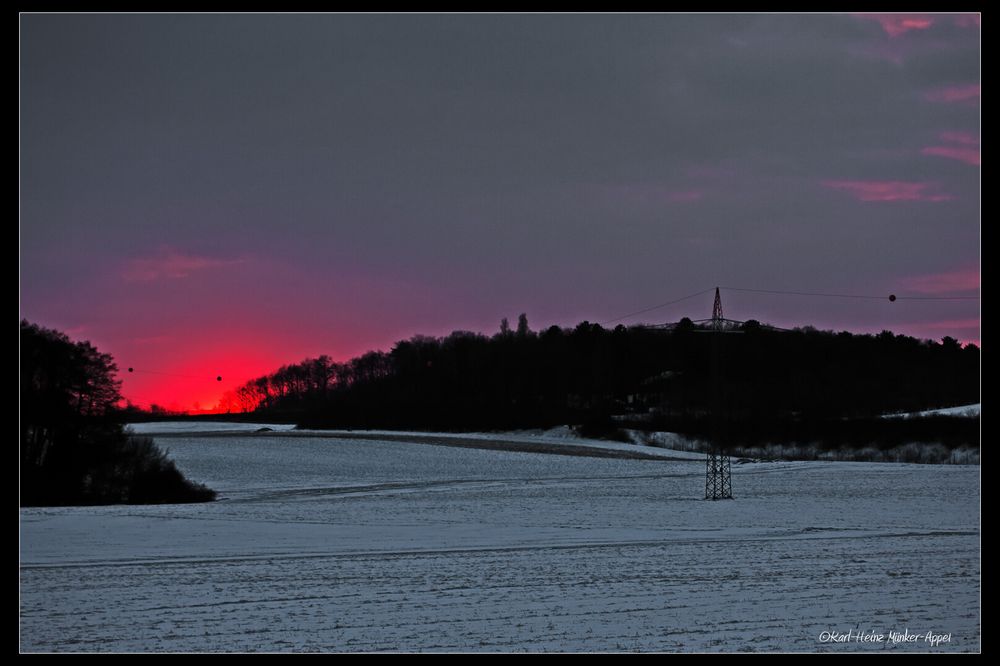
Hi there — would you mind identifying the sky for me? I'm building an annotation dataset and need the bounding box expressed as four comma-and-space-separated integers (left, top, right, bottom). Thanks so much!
20, 13, 980, 412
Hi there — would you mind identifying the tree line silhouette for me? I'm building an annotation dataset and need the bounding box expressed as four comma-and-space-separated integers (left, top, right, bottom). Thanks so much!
20, 321, 215, 506
223, 315, 979, 447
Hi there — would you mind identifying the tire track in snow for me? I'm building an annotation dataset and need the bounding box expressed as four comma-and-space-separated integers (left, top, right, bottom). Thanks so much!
20, 528, 978, 571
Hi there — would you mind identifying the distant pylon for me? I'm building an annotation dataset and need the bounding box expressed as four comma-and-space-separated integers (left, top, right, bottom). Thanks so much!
706, 286, 734, 499
712, 287, 724, 327
705, 451, 732, 500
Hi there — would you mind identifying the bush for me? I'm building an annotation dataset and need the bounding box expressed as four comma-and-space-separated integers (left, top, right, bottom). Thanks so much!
575, 413, 632, 443
82, 435, 217, 505
20, 320, 217, 506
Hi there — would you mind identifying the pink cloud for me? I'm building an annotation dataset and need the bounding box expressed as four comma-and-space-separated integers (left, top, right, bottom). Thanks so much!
939, 131, 978, 145
953, 14, 981, 29
64, 325, 89, 337
597, 183, 706, 208
906, 318, 981, 347
666, 190, 704, 203
921, 131, 980, 165
130, 334, 172, 345
900, 268, 980, 294
921, 146, 980, 166
123, 248, 245, 282
855, 13, 934, 38
925, 84, 981, 104
687, 165, 737, 180
918, 318, 981, 330
823, 180, 952, 202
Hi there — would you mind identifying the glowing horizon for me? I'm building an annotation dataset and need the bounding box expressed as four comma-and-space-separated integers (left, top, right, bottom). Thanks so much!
104, 306, 980, 413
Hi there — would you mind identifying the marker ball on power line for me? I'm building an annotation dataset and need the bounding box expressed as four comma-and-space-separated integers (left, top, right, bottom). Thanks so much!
889, 294, 897, 302
217, 376, 222, 382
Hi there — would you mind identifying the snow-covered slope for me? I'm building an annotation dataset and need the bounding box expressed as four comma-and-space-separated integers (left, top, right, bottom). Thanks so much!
881, 403, 980, 418
21, 430, 980, 652
128, 421, 298, 435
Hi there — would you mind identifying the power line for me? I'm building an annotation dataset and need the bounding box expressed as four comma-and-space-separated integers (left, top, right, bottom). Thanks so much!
601, 288, 715, 325
720, 286, 979, 301
126, 368, 224, 382
600, 283, 978, 328
721, 286, 884, 300
891, 295, 980, 301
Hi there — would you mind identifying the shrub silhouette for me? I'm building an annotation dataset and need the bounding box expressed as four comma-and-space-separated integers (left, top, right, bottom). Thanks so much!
20, 320, 216, 506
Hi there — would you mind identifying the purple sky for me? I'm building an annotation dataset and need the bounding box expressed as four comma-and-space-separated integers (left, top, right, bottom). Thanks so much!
20, 13, 980, 410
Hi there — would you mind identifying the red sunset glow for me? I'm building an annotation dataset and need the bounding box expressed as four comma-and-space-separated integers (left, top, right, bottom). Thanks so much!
121, 353, 280, 413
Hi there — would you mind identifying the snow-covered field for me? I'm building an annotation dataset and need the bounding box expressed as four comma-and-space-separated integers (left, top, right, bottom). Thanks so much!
20, 424, 980, 652
132, 421, 705, 460
128, 421, 299, 434
881, 403, 981, 418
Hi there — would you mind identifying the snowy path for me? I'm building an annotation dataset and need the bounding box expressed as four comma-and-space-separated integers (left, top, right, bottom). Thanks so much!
130, 423, 707, 461
20, 427, 980, 652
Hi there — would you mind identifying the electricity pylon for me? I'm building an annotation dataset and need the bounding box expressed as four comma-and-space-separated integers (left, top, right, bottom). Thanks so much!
705, 287, 734, 500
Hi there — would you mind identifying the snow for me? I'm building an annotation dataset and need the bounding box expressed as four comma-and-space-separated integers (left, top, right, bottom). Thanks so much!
128, 421, 298, 435
289, 426, 707, 461
20, 427, 980, 652
882, 403, 980, 419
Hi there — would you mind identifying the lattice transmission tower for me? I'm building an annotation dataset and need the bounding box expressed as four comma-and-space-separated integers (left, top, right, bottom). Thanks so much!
705, 287, 734, 500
